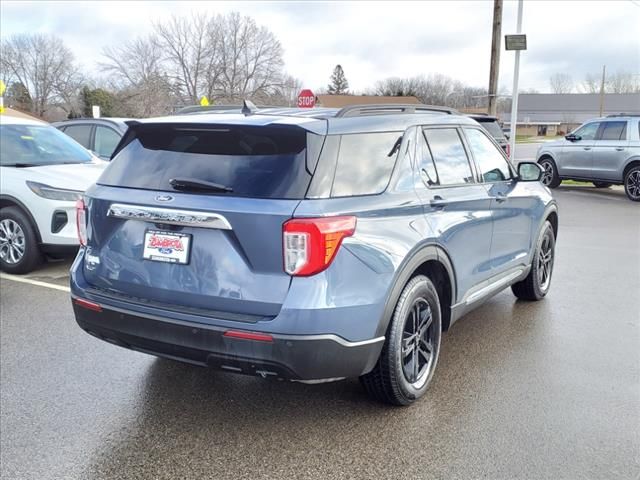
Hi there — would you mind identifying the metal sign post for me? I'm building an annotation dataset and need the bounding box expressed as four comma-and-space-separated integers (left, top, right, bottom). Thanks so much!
508, 0, 525, 161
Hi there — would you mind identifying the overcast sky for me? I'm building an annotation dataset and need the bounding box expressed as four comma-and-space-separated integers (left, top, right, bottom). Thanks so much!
2, 0, 639, 93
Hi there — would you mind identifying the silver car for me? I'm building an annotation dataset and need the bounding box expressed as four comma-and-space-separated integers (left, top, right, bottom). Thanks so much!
536, 115, 640, 201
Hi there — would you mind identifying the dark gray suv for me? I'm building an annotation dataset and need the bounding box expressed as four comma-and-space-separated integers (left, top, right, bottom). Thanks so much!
70, 103, 558, 405
536, 115, 640, 201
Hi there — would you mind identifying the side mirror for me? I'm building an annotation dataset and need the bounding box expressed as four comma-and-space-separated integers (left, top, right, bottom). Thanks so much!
518, 162, 543, 182
565, 133, 580, 142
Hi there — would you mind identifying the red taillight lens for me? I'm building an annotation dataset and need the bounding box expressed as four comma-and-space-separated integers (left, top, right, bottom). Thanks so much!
223, 330, 273, 343
74, 298, 102, 312
76, 199, 87, 247
283, 216, 356, 276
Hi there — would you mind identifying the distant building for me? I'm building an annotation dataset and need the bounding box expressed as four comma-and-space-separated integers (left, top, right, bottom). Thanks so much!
507, 93, 640, 135
315, 95, 421, 108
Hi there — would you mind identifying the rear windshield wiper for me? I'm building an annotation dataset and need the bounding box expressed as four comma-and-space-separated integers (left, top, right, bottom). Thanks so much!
169, 177, 233, 193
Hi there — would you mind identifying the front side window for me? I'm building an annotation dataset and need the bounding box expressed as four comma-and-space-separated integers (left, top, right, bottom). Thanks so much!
599, 121, 627, 141
422, 128, 474, 186
0, 124, 92, 167
331, 132, 402, 197
464, 128, 512, 182
572, 122, 600, 141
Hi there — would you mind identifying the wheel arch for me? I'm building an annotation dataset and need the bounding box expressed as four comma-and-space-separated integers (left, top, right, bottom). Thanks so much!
0, 195, 43, 243
375, 244, 457, 337
623, 158, 640, 179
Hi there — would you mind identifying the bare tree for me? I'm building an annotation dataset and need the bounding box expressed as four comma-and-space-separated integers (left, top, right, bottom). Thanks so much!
154, 14, 221, 104
607, 71, 640, 93
216, 12, 284, 102
580, 70, 640, 94
581, 73, 602, 93
549, 73, 573, 93
268, 74, 302, 106
0, 34, 82, 116
101, 36, 174, 117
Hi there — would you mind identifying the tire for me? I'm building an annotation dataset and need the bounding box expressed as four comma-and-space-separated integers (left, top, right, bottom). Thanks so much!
0, 207, 43, 274
624, 165, 640, 202
592, 182, 612, 188
538, 157, 561, 188
512, 221, 555, 301
360, 275, 442, 406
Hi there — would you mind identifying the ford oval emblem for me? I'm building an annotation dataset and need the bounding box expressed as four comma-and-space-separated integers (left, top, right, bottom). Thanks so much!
155, 194, 174, 202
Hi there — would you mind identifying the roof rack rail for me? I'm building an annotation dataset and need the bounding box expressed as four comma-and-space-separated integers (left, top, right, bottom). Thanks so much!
335, 104, 459, 118
606, 113, 640, 117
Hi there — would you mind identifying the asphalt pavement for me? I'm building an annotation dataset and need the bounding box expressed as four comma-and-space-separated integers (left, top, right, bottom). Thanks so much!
1, 185, 639, 480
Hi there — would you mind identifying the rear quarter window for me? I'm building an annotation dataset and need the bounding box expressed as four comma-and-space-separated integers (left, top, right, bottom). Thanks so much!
330, 132, 402, 197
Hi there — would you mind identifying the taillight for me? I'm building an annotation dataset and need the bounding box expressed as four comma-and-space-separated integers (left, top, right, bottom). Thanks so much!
505, 143, 511, 158
76, 199, 87, 246
283, 216, 356, 276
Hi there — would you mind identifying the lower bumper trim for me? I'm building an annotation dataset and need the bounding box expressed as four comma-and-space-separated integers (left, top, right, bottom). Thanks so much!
73, 300, 384, 381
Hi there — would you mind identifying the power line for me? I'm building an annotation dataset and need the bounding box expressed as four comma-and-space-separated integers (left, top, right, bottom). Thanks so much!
629, 0, 640, 8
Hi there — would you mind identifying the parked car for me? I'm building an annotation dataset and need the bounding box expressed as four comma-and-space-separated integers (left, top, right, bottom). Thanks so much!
0, 115, 107, 273
53, 118, 131, 160
70, 103, 558, 406
468, 114, 511, 158
536, 114, 640, 201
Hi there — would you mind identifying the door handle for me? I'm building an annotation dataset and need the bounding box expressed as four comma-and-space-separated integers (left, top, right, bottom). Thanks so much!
495, 193, 507, 203
430, 195, 448, 209
615, 147, 625, 151
583, 147, 592, 150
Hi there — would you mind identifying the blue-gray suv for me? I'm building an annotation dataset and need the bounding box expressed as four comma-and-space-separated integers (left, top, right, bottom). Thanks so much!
70, 103, 558, 405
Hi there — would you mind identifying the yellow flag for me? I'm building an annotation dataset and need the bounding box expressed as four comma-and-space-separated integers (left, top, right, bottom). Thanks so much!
0, 80, 6, 96
200, 96, 210, 107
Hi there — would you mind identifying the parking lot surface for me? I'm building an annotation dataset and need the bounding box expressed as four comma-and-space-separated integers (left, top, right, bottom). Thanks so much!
1, 186, 639, 480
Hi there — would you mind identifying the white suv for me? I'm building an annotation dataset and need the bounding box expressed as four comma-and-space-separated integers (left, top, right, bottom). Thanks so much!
0, 115, 106, 273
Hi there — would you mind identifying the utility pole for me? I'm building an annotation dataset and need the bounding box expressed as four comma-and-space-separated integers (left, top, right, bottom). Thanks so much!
488, 0, 503, 116
599, 65, 606, 116
508, 0, 524, 161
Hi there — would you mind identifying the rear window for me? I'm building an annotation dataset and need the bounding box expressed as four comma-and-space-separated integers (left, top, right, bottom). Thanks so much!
331, 132, 402, 197
476, 119, 506, 140
98, 124, 312, 199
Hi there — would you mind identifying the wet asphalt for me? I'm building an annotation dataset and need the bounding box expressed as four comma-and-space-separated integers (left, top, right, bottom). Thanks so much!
1, 185, 639, 480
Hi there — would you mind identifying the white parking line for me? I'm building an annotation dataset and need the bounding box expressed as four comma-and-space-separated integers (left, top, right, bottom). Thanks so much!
0, 273, 70, 293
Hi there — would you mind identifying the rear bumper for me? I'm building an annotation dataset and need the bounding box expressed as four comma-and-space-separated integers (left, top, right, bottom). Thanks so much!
72, 299, 384, 381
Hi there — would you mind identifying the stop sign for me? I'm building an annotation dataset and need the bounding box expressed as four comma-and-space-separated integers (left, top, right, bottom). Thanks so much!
297, 89, 316, 108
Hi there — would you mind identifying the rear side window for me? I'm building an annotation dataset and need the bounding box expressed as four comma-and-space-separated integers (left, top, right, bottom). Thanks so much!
423, 128, 475, 185
331, 132, 402, 197
477, 120, 506, 141
63, 124, 92, 149
464, 128, 512, 182
99, 124, 311, 199
599, 121, 627, 141
94, 126, 121, 158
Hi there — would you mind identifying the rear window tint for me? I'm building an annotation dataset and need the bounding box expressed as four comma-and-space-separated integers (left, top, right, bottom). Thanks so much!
476, 120, 506, 140
600, 121, 627, 141
98, 124, 312, 199
331, 132, 402, 197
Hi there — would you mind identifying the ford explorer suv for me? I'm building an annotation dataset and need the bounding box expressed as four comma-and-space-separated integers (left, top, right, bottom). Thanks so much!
70, 103, 558, 406
536, 115, 640, 201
